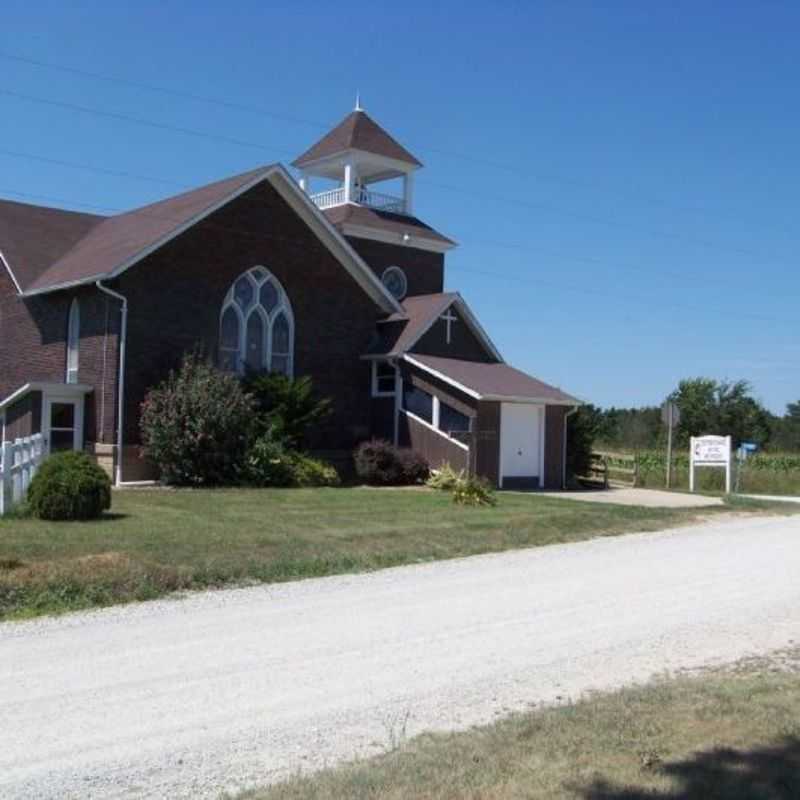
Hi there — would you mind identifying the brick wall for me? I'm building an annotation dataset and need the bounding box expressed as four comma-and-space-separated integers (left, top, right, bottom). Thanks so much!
474, 401, 501, 486
0, 268, 119, 445
544, 405, 567, 490
344, 237, 444, 296
111, 180, 385, 452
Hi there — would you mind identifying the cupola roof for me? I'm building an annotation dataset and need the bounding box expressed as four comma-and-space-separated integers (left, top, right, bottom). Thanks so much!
292, 109, 422, 169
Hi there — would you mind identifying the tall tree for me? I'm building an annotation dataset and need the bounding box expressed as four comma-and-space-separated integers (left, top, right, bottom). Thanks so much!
670, 378, 771, 448
769, 400, 800, 451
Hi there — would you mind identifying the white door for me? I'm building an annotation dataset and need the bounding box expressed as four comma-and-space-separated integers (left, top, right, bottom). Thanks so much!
500, 403, 544, 488
43, 396, 83, 454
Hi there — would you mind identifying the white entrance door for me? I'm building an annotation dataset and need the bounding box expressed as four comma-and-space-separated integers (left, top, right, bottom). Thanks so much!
43, 395, 84, 454
500, 403, 544, 488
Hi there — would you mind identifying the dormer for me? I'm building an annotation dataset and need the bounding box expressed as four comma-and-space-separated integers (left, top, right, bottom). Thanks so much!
292, 101, 421, 216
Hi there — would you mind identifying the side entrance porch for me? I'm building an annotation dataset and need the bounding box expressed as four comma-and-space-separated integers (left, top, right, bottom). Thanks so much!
0, 381, 98, 467
369, 354, 580, 489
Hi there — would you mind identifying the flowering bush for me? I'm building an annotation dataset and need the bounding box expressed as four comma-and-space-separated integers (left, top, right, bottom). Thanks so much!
140, 354, 255, 486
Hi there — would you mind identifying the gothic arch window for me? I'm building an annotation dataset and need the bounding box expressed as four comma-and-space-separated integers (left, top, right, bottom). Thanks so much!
219, 266, 294, 376
66, 298, 80, 384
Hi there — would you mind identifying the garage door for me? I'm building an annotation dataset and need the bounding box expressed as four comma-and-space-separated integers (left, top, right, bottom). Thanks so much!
500, 403, 543, 489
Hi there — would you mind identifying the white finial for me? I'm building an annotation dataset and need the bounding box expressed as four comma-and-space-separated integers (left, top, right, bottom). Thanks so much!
354, 91, 363, 112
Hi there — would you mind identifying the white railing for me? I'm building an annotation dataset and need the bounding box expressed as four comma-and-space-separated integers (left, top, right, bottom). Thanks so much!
354, 188, 406, 213
310, 186, 407, 214
310, 187, 345, 210
0, 434, 44, 515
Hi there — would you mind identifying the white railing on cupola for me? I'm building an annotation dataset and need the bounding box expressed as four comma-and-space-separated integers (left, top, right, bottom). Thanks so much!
310, 186, 407, 214
0, 434, 44, 515
310, 187, 346, 210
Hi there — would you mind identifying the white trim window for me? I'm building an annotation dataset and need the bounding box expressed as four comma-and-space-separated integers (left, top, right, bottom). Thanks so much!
400, 379, 473, 449
219, 266, 294, 376
66, 298, 80, 384
371, 360, 397, 397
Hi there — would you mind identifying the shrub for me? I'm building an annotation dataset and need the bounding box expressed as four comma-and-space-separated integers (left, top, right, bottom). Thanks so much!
426, 463, 466, 491
397, 449, 430, 484
567, 404, 601, 480
243, 432, 296, 487
241, 372, 332, 448
244, 433, 340, 488
353, 440, 429, 485
289, 454, 341, 487
140, 354, 255, 486
27, 451, 112, 521
452, 474, 497, 507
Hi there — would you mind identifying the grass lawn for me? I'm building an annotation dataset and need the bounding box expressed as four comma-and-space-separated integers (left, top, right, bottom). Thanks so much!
0, 487, 785, 620
240, 650, 800, 800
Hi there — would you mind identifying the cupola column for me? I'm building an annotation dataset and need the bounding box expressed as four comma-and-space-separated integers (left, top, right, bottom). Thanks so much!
403, 172, 415, 215
343, 159, 355, 203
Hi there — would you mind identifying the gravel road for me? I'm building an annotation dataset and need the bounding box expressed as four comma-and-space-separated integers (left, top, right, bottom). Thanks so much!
2, 514, 799, 799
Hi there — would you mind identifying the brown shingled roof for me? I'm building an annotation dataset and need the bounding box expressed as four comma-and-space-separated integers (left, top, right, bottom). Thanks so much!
0, 200, 104, 291
366, 293, 502, 362
25, 166, 271, 293
323, 204, 454, 247
404, 354, 581, 405
292, 110, 422, 168
366, 293, 458, 356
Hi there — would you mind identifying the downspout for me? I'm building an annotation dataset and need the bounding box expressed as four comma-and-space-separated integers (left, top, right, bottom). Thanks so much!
562, 405, 579, 490
95, 281, 128, 488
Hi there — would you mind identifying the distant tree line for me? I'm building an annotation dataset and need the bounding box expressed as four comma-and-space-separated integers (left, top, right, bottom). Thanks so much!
568, 378, 800, 475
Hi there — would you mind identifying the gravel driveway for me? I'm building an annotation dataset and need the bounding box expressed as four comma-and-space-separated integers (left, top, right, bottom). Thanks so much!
2, 514, 799, 799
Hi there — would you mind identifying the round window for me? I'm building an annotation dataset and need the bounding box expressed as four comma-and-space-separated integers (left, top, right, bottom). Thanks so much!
381, 266, 408, 300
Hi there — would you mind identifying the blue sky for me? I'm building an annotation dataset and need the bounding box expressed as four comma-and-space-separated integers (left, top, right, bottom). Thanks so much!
2, 1, 797, 413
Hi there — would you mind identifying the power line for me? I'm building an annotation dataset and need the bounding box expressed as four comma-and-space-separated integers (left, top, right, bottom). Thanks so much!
422, 178, 793, 268
0, 147, 732, 289
2, 84, 789, 270
0, 50, 327, 131
0, 47, 791, 236
0, 147, 190, 188
446, 261, 785, 325
0, 183, 789, 326
0, 88, 295, 157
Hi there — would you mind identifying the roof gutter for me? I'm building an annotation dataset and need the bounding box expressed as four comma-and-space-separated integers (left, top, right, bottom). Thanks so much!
95, 280, 128, 488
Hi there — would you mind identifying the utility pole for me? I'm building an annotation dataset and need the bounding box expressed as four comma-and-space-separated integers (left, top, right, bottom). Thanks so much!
662, 401, 680, 490
666, 403, 673, 489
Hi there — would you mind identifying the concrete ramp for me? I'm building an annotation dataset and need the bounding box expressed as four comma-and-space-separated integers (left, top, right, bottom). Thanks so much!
541, 487, 724, 508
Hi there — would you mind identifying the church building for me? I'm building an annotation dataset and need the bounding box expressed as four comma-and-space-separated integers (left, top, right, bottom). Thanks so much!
0, 104, 580, 488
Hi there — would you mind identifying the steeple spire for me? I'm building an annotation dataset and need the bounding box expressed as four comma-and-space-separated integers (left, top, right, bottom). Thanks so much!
354, 91, 363, 112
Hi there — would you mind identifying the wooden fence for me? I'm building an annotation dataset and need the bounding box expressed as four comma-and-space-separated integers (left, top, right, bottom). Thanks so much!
0, 434, 44, 515
582, 451, 639, 489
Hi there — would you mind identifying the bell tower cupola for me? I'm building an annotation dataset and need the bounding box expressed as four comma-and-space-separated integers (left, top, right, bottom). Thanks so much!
292, 99, 422, 216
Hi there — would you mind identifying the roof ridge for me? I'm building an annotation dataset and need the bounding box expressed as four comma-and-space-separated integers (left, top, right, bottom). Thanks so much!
0, 196, 106, 221
26, 166, 278, 293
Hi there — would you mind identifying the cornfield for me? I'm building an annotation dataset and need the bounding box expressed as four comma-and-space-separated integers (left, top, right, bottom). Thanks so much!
598, 450, 800, 495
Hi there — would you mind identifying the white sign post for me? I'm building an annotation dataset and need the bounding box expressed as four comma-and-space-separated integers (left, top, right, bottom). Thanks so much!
689, 435, 732, 494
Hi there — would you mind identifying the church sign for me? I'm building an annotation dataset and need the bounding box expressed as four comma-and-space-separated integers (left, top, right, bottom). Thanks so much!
689, 435, 732, 494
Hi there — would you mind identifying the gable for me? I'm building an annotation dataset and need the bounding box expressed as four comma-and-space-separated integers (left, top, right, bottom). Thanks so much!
0, 200, 103, 293
411, 305, 498, 363
16, 165, 401, 315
